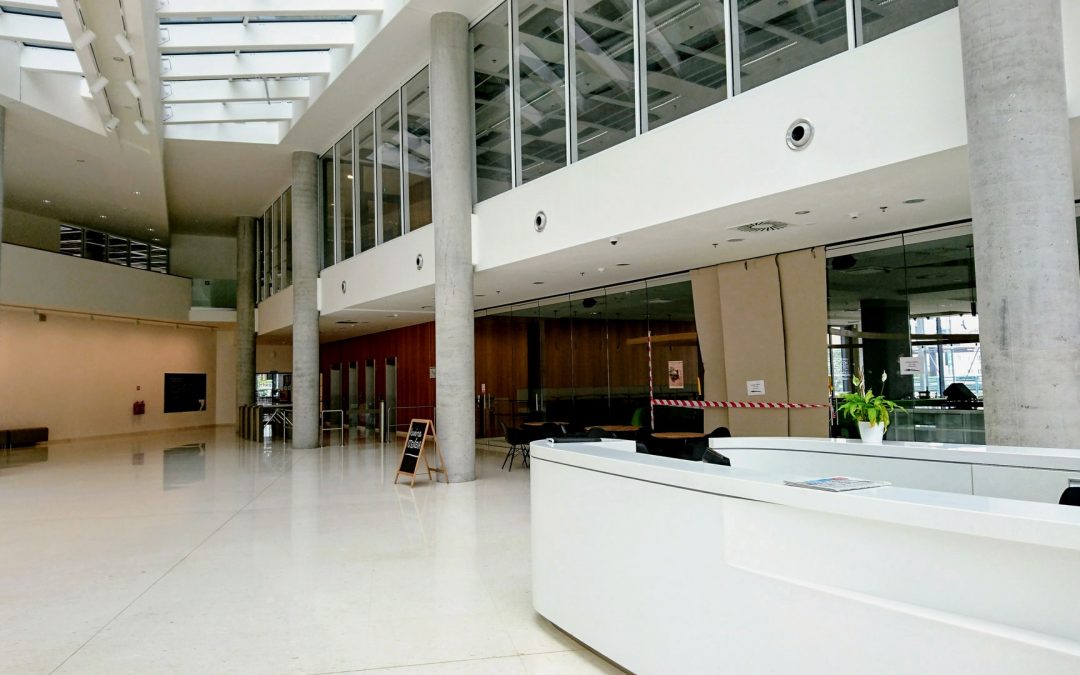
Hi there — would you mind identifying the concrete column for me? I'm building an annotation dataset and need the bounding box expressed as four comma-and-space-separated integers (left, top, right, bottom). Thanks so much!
431, 13, 476, 482
959, 0, 1080, 448
236, 217, 256, 408
291, 151, 321, 449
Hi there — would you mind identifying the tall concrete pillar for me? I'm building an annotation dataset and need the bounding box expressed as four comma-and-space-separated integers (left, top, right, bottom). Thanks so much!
959, 0, 1080, 448
431, 13, 476, 482
236, 217, 256, 408
291, 151, 321, 449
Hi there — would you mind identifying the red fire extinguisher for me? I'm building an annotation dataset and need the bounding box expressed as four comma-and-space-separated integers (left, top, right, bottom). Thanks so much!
133, 400, 145, 415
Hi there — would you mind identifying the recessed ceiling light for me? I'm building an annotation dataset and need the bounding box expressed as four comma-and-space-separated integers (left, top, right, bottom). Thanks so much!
133, 191, 141, 196
42, 199, 52, 205
475, 294, 485, 297
99, 215, 107, 219
795, 210, 810, 215
727, 238, 744, 243
616, 263, 630, 267
147, 227, 154, 232
533, 281, 544, 285
903, 198, 926, 204
597, 267, 605, 272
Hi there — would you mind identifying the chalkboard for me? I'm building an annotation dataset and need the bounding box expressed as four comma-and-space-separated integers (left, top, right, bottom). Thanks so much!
394, 419, 447, 487
164, 373, 207, 413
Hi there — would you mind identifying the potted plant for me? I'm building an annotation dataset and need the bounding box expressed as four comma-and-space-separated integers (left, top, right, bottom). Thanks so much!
836, 372, 901, 443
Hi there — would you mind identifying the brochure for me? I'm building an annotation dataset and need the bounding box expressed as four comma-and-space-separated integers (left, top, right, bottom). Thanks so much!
783, 476, 891, 492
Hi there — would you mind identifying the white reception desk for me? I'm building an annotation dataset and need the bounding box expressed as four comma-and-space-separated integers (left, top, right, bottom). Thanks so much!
530, 438, 1080, 674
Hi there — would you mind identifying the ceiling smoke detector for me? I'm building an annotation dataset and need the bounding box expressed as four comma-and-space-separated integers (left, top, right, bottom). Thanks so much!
733, 220, 791, 233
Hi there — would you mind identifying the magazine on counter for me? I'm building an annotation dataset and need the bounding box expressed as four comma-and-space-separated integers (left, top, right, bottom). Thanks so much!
783, 476, 891, 492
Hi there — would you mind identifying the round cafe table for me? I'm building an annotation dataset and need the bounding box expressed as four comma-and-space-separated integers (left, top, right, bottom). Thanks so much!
651, 431, 706, 440
587, 425, 640, 433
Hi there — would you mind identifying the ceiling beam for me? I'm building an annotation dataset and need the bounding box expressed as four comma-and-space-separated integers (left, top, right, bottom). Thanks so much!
159, 21, 354, 52
161, 50, 330, 80
164, 120, 285, 144
0, 0, 59, 11
163, 77, 309, 103
156, 0, 381, 18
164, 100, 294, 124
0, 12, 69, 46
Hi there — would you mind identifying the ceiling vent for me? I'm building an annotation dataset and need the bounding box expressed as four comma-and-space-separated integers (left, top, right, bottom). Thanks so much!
733, 220, 791, 233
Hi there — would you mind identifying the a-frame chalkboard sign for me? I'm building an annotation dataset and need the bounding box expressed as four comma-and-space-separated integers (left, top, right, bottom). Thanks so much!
394, 419, 448, 487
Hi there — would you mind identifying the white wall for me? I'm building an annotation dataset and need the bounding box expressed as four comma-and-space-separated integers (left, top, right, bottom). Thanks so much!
320, 223, 436, 315
0, 243, 191, 321
0, 308, 220, 440
255, 284, 294, 334
2, 208, 62, 251
170, 233, 236, 280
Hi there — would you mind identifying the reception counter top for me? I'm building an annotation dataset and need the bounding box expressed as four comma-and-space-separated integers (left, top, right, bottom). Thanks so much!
708, 436, 1080, 471
530, 439, 1080, 674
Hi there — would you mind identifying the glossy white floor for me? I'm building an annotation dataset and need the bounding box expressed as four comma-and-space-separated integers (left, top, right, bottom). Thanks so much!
0, 427, 619, 675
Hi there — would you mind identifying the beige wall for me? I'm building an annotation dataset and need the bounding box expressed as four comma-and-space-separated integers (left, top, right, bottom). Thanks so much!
215, 328, 237, 425
0, 308, 221, 440
0, 243, 191, 321
2, 208, 61, 251
256, 344, 292, 372
171, 234, 237, 280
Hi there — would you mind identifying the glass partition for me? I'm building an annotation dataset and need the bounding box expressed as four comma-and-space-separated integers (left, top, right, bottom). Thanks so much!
475, 274, 700, 440
827, 226, 983, 443
107, 236, 129, 266
641, 0, 728, 130
281, 189, 291, 288
84, 230, 106, 261
320, 150, 336, 268
571, 0, 637, 158
473, 3, 514, 201
355, 114, 377, 252
129, 241, 149, 270
336, 131, 355, 260
861, 0, 957, 44
404, 68, 432, 232
517, 0, 568, 183
736, 0, 849, 93
377, 94, 403, 245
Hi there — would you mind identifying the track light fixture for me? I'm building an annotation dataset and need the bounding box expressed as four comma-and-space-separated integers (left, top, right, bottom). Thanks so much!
89, 75, 109, 94
125, 79, 142, 99
104, 116, 120, 132
73, 29, 96, 50
114, 33, 135, 57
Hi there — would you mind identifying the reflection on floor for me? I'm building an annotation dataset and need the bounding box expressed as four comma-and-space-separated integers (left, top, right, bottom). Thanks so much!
0, 427, 619, 674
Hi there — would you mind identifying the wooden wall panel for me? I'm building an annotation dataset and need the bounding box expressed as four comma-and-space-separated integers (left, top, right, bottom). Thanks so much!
779, 248, 829, 437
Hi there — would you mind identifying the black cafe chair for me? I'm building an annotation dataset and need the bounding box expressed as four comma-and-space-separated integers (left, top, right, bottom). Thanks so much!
708, 426, 732, 438
703, 449, 732, 466
500, 422, 532, 471
684, 437, 710, 462
1059, 487, 1080, 506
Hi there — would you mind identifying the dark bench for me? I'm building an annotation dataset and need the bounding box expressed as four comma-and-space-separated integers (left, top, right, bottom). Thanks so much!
3, 428, 49, 448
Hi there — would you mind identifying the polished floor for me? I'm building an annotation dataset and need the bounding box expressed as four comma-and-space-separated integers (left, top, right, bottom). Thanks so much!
0, 427, 619, 674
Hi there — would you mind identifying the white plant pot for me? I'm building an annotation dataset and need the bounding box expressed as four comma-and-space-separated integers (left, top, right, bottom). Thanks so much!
858, 421, 885, 443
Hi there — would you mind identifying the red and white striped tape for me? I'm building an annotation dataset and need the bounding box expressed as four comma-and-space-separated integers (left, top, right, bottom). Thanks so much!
651, 398, 827, 410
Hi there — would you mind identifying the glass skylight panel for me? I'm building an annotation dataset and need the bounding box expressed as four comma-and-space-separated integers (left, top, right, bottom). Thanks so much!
0, 5, 62, 19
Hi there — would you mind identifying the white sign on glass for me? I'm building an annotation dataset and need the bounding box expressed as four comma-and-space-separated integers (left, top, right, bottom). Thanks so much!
899, 357, 922, 375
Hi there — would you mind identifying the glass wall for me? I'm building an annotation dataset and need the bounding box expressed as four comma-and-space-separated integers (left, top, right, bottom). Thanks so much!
827, 224, 983, 444
336, 131, 355, 260
474, 274, 702, 442
403, 68, 432, 232
641, 0, 728, 131
517, 0, 568, 182
736, 0, 848, 93
472, 3, 513, 201
467, 0, 951, 201
356, 114, 377, 252
861, 0, 957, 44
255, 186, 294, 303
377, 94, 403, 245
320, 150, 336, 269
571, 0, 636, 159
56, 224, 167, 273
